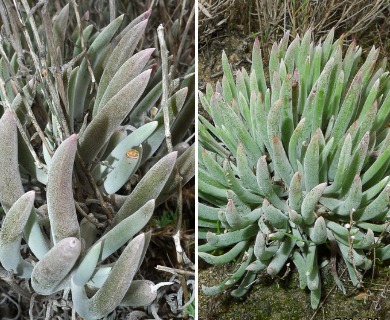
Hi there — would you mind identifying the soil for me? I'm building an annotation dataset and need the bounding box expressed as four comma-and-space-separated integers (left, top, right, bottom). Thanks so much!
198, 29, 254, 91
198, 260, 390, 320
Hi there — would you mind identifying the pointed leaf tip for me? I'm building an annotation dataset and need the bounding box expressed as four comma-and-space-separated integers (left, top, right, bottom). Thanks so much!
169, 151, 178, 161
144, 9, 152, 18
69, 133, 78, 141
25, 190, 35, 198
47, 134, 79, 243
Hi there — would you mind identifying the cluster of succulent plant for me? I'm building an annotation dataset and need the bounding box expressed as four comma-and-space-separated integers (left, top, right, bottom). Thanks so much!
199, 29, 389, 308
0, 1, 194, 319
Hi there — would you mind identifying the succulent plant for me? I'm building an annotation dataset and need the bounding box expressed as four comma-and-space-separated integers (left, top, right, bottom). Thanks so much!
0, 2, 194, 319
198, 29, 389, 308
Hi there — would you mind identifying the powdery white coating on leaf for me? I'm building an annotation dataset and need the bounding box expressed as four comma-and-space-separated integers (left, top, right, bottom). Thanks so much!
97, 48, 155, 112
111, 152, 177, 226
31, 237, 81, 295
0, 109, 24, 211
81, 199, 154, 269
93, 121, 158, 181
301, 183, 327, 225
119, 280, 157, 307
0, 109, 49, 260
72, 15, 124, 121
310, 216, 328, 244
72, 242, 102, 287
0, 191, 35, 244
52, 3, 69, 57
117, 9, 151, 41
88, 234, 145, 317
94, 20, 149, 114
79, 69, 152, 164
47, 134, 80, 244
198, 30, 390, 310
0, 191, 35, 277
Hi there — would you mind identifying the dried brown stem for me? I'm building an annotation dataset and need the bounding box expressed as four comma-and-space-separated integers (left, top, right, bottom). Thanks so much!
75, 201, 105, 229
40, 3, 69, 126
157, 24, 189, 309
156, 265, 195, 277
109, 0, 116, 22
10, 80, 54, 157
76, 153, 114, 220
71, 0, 96, 92
173, 3, 195, 76
0, 75, 48, 173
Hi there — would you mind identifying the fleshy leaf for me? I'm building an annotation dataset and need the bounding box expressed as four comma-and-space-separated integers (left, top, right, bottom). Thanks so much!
93, 121, 158, 180
111, 152, 177, 226
84, 200, 154, 265
94, 19, 149, 114
0, 191, 35, 278
72, 233, 147, 319
156, 144, 195, 205
0, 109, 48, 259
95, 48, 154, 115
103, 147, 142, 195
0, 109, 24, 211
47, 134, 80, 244
31, 237, 81, 295
119, 280, 157, 307
79, 70, 152, 164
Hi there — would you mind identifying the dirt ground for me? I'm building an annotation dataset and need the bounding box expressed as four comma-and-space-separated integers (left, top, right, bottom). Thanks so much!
199, 29, 254, 90
198, 260, 390, 320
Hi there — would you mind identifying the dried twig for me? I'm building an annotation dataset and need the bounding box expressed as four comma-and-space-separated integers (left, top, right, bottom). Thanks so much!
71, 0, 96, 91
156, 265, 195, 277
40, 3, 69, 122
18, 0, 70, 138
157, 24, 190, 310
76, 153, 114, 220
310, 268, 348, 320
157, 24, 185, 265
173, 3, 195, 76
109, 0, 116, 22
10, 79, 54, 157
0, 76, 48, 173
0, 32, 54, 157
0, 267, 32, 300
75, 201, 105, 229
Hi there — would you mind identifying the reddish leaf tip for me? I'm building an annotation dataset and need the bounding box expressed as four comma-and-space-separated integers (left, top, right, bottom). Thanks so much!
144, 9, 152, 19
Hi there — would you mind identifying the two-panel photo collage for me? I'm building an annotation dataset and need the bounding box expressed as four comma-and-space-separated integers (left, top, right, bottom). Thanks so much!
0, 0, 389, 319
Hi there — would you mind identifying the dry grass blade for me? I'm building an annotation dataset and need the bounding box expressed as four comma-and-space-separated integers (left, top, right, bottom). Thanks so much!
199, 0, 389, 58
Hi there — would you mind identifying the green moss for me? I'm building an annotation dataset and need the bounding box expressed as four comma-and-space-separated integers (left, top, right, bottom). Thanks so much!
199, 262, 390, 319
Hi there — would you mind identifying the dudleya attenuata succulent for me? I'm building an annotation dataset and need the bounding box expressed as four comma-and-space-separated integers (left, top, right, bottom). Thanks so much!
198, 29, 389, 308
0, 2, 194, 319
